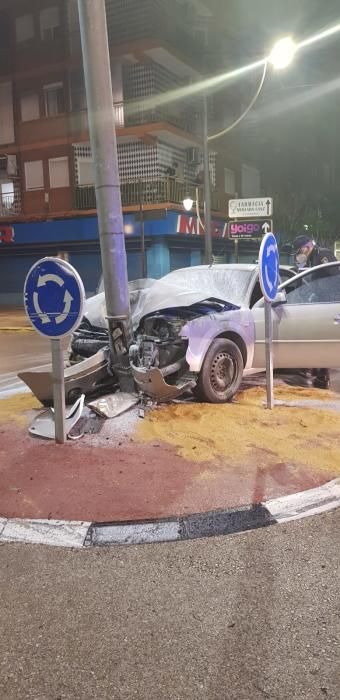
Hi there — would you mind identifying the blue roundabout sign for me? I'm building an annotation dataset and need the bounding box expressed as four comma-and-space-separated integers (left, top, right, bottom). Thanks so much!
24, 257, 85, 338
258, 232, 279, 303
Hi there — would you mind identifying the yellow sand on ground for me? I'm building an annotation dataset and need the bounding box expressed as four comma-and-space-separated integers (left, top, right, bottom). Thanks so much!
0, 394, 42, 426
237, 385, 338, 405
137, 387, 340, 474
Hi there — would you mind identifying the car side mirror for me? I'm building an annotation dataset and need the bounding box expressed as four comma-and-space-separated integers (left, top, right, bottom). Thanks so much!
272, 290, 287, 307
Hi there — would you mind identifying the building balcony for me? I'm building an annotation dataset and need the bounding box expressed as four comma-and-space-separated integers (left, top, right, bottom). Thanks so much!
0, 192, 21, 218
16, 105, 125, 147
124, 102, 200, 138
74, 178, 223, 214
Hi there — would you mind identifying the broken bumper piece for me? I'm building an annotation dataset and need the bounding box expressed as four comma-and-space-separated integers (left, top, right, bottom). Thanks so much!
18, 350, 115, 406
131, 364, 195, 401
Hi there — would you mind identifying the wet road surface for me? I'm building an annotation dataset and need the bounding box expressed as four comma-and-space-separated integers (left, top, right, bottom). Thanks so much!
0, 333, 68, 397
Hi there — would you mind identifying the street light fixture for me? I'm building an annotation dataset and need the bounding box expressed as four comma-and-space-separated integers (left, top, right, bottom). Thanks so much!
183, 35, 300, 264
268, 37, 297, 70
183, 196, 194, 212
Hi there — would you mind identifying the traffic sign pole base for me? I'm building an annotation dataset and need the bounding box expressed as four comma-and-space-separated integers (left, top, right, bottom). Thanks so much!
51, 339, 66, 444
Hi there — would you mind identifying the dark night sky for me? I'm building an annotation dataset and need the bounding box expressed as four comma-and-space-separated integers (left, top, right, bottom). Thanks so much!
209, 0, 340, 46
206, 1, 340, 145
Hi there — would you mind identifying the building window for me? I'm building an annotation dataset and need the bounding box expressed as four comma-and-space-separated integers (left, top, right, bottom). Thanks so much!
1, 182, 14, 207
16, 14, 34, 43
43, 83, 65, 117
224, 168, 236, 195
0, 82, 15, 145
77, 157, 94, 185
40, 6, 60, 41
241, 164, 261, 198
20, 93, 40, 122
24, 160, 44, 190
49, 157, 70, 188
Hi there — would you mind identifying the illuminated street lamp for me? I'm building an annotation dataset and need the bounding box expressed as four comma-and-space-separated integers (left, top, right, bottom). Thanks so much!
200, 35, 299, 263
186, 37, 298, 264
268, 37, 297, 70
183, 196, 194, 212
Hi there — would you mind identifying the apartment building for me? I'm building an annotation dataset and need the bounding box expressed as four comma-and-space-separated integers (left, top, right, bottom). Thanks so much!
0, 0, 262, 304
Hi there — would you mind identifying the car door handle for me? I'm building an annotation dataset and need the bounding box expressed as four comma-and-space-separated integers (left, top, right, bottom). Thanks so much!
334, 314, 340, 324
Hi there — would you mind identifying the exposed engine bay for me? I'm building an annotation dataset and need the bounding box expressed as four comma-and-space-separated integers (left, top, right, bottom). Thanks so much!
130, 300, 234, 376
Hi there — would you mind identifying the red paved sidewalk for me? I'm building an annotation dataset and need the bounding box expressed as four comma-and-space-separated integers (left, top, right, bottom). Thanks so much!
0, 402, 338, 523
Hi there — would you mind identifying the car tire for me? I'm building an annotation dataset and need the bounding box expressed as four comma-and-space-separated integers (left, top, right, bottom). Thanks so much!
196, 338, 243, 403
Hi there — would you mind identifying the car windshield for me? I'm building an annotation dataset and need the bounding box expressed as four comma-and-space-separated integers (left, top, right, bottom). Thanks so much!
159, 267, 255, 307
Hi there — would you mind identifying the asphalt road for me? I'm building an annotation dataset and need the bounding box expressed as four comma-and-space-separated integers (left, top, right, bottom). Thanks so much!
1, 511, 340, 700
0, 333, 67, 397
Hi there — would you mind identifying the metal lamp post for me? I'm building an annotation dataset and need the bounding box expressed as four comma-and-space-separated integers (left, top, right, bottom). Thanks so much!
77, 0, 133, 389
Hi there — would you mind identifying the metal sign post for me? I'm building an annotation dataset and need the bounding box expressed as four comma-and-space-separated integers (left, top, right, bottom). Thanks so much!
24, 257, 85, 444
51, 339, 67, 444
264, 300, 274, 409
258, 233, 279, 410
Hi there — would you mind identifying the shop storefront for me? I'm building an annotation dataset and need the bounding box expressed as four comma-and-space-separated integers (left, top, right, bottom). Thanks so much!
0, 210, 267, 306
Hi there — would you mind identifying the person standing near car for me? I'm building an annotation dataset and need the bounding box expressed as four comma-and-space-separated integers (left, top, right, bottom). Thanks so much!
293, 234, 337, 389
294, 234, 336, 270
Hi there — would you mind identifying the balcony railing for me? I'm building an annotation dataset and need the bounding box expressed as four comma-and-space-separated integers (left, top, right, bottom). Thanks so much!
74, 178, 222, 213
124, 102, 199, 136
0, 193, 21, 217
74, 103, 125, 130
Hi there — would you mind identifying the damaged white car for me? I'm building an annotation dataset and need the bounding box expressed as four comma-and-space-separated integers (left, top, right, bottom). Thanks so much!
20, 262, 340, 405
71, 263, 297, 403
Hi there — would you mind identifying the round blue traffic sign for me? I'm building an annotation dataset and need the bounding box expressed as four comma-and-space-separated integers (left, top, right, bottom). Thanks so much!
24, 257, 85, 338
258, 232, 279, 302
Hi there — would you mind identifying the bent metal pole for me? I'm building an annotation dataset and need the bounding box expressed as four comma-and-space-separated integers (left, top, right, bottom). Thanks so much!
77, 0, 132, 365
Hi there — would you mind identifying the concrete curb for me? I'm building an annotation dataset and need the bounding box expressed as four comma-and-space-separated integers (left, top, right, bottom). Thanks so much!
1, 478, 339, 548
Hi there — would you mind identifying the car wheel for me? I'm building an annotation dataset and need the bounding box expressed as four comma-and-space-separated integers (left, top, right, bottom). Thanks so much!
196, 338, 243, 403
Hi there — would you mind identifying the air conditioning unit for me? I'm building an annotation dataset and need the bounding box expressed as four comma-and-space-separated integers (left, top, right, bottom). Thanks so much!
186, 147, 200, 165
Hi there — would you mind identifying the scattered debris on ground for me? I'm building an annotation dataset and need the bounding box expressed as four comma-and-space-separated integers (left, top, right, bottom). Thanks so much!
88, 392, 138, 419
29, 395, 85, 440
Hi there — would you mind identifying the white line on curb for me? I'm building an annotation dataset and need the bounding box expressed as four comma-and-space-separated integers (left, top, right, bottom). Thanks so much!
0, 519, 91, 548
266, 478, 340, 523
89, 520, 180, 546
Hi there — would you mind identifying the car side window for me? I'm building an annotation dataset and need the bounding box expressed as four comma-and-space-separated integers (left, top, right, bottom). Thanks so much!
285, 264, 340, 305
250, 270, 291, 308
249, 281, 263, 308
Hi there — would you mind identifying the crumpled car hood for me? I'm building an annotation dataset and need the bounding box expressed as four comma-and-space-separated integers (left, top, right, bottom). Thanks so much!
84, 267, 250, 330
84, 278, 156, 330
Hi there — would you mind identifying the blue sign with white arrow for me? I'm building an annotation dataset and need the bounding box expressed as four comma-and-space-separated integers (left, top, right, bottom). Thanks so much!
24, 257, 85, 338
258, 232, 279, 303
